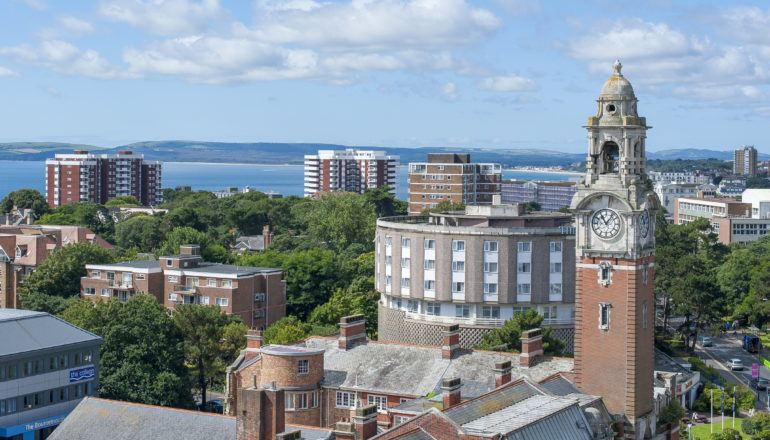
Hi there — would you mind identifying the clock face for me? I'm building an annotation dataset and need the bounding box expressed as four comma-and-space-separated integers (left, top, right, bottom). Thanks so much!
591, 209, 621, 239
639, 210, 650, 238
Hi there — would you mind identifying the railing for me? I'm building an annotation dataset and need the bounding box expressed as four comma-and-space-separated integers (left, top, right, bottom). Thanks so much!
173, 284, 198, 294
107, 280, 133, 289
404, 311, 573, 327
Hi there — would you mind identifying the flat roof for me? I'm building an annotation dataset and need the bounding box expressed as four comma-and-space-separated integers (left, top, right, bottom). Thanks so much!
183, 263, 281, 276
88, 260, 161, 270
0, 309, 101, 358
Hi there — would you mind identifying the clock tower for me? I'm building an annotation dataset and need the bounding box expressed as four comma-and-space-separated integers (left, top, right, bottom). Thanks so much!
570, 60, 659, 438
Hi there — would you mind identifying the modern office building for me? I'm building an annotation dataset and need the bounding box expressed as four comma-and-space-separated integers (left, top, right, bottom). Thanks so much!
407, 154, 502, 215
653, 182, 710, 214
45, 150, 162, 208
671, 195, 770, 244
303, 149, 398, 197
376, 202, 576, 349
734, 145, 758, 176
500, 180, 577, 211
0, 309, 101, 440
81, 245, 286, 329
0, 225, 112, 309
742, 189, 770, 219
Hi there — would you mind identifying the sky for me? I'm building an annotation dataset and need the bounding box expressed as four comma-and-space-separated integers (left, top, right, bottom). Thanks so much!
1, 0, 769, 153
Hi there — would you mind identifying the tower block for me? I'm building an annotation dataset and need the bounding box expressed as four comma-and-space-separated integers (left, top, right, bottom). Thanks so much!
570, 60, 660, 437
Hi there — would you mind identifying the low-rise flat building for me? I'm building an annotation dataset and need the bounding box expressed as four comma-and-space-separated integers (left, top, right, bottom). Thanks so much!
673, 196, 770, 244
501, 180, 577, 211
0, 309, 101, 440
653, 182, 701, 214
742, 188, 770, 219
648, 171, 712, 185
407, 153, 501, 215
0, 225, 112, 308
81, 245, 286, 329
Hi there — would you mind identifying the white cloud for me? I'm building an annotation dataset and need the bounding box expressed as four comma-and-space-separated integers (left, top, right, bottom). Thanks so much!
249, 0, 500, 49
58, 16, 95, 34
442, 82, 458, 101
566, 18, 770, 104
480, 74, 536, 92
1, 40, 130, 79
121, 0, 498, 83
0, 66, 16, 77
15, 0, 46, 11
99, 0, 224, 35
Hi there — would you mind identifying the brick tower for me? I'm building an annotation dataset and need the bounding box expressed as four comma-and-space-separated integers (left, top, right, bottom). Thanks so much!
570, 60, 659, 437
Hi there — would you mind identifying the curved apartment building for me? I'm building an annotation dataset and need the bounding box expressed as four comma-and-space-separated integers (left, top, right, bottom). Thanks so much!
376, 203, 576, 350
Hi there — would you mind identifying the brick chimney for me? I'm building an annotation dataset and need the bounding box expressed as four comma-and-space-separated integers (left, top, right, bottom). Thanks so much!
519, 328, 543, 368
276, 431, 301, 440
441, 324, 460, 360
244, 329, 263, 361
339, 314, 366, 350
236, 384, 285, 440
441, 377, 462, 410
179, 244, 200, 256
353, 404, 378, 440
493, 360, 512, 387
333, 422, 355, 440
262, 225, 273, 249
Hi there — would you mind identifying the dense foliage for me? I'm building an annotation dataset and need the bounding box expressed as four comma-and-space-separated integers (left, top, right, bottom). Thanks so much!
475, 309, 564, 355
646, 158, 730, 173
0, 189, 49, 217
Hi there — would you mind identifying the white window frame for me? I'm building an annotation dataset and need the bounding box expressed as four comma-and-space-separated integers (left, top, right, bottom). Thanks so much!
483, 262, 498, 273
517, 262, 531, 273
426, 302, 440, 316
481, 306, 500, 319
455, 304, 470, 318
216, 297, 229, 307
168, 275, 178, 283
517, 241, 532, 253
483, 241, 498, 252
549, 241, 563, 252
452, 261, 465, 272
550, 262, 562, 273
424, 280, 435, 291
424, 239, 435, 250
222, 279, 233, 288
401, 237, 411, 248
452, 240, 465, 251
599, 303, 611, 330
91, 270, 100, 279
483, 283, 498, 294
297, 359, 309, 375
368, 394, 388, 411
517, 283, 531, 294
452, 282, 464, 293
207, 278, 217, 287
549, 283, 562, 295
336, 391, 356, 409
401, 278, 410, 288
423, 259, 435, 270
401, 257, 410, 268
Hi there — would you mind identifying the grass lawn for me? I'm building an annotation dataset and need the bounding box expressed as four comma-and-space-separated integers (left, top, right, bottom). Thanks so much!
688, 418, 747, 439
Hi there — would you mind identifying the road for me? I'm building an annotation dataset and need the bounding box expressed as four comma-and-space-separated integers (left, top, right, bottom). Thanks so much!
695, 333, 770, 411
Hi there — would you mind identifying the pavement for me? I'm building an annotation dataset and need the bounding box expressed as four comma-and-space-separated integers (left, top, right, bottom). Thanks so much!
694, 333, 770, 411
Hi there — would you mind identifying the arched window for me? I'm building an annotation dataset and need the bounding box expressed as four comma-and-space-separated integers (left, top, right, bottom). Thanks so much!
601, 142, 619, 174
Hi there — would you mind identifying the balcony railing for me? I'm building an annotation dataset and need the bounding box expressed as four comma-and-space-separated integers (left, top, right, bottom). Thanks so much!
404, 311, 573, 327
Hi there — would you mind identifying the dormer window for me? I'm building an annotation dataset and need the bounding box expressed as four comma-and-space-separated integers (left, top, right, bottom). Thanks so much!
15, 246, 27, 258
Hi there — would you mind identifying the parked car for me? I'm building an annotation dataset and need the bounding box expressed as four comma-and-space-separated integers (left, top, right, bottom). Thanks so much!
751, 378, 769, 390
700, 336, 713, 347
727, 359, 744, 371
196, 399, 224, 414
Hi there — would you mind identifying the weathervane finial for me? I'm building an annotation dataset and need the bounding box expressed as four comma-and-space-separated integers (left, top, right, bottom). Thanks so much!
613, 59, 622, 76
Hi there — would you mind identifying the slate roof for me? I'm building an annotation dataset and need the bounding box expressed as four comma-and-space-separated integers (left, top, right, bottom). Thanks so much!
539, 373, 582, 396
0, 309, 101, 358
47, 397, 236, 440
302, 337, 573, 399
232, 235, 266, 251
48, 397, 333, 440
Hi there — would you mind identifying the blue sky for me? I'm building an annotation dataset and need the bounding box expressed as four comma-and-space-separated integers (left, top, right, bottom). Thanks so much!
1, 0, 769, 153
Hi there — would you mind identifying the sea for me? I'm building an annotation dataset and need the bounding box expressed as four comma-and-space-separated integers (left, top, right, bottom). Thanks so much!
0, 161, 581, 201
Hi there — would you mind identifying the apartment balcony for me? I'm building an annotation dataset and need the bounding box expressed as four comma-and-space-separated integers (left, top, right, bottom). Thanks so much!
173, 284, 198, 294
107, 280, 134, 289
403, 311, 573, 327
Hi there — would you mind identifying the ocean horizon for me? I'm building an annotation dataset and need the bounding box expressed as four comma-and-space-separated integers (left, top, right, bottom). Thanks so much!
0, 161, 579, 201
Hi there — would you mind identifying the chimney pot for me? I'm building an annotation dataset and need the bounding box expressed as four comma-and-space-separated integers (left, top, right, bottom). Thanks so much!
441, 377, 462, 409
493, 360, 513, 387
519, 328, 544, 368
442, 324, 461, 360
339, 314, 367, 350
352, 404, 378, 440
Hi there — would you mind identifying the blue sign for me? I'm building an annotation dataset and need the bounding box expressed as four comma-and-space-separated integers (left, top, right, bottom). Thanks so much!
69, 366, 95, 383
0, 414, 67, 437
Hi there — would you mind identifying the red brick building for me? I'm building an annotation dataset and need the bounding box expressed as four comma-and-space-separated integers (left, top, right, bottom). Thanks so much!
0, 224, 112, 308
81, 245, 286, 329
45, 150, 162, 208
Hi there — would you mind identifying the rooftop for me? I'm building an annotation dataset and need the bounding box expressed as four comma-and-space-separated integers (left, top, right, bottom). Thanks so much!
182, 262, 281, 276
88, 259, 161, 270
0, 309, 101, 358
301, 337, 573, 399
48, 397, 333, 440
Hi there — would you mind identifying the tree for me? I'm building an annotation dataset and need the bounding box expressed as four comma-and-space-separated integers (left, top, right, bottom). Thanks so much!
59, 296, 192, 407
20, 243, 115, 314
297, 193, 378, 252
159, 226, 210, 256
238, 248, 340, 319
421, 200, 465, 214
173, 304, 246, 407
262, 316, 308, 345
363, 186, 406, 217
309, 276, 379, 336
37, 202, 115, 242
115, 214, 167, 251
1, 189, 49, 217
657, 400, 684, 426
475, 309, 564, 355
105, 196, 140, 207
708, 428, 741, 440
523, 201, 541, 212
746, 176, 770, 189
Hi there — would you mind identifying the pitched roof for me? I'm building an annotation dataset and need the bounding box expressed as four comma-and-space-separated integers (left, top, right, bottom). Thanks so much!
47, 397, 236, 440
0, 309, 101, 358
48, 397, 333, 440
302, 337, 573, 399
